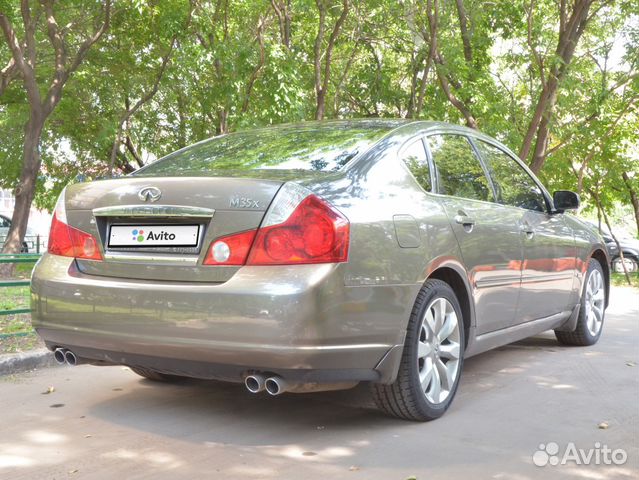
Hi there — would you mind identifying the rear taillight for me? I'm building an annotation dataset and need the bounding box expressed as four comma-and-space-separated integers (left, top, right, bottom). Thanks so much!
203, 229, 257, 265
202, 183, 349, 266
246, 194, 349, 265
48, 190, 102, 261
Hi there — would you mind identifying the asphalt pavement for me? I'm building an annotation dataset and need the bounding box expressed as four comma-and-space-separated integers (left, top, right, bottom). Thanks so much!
1, 287, 637, 479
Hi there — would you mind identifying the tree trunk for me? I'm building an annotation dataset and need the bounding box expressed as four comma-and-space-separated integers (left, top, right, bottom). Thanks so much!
519, 0, 594, 172
315, 89, 326, 120
622, 172, 639, 236
0, 0, 111, 277
218, 108, 228, 134
528, 95, 556, 174
270, 0, 291, 48
0, 110, 44, 276
177, 91, 187, 149
313, 0, 349, 121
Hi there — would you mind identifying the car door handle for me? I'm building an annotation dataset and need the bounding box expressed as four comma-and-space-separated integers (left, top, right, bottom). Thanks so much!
519, 222, 535, 237
454, 215, 476, 226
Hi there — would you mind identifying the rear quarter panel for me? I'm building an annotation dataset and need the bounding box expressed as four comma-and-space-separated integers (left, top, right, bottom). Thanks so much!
301, 135, 471, 337
563, 214, 610, 304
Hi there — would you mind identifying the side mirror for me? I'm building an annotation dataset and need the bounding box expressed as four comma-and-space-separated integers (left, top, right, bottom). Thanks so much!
553, 190, 580, 211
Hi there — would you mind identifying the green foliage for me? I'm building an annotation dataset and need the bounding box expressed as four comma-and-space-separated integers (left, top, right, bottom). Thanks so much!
0, 0, 637, 232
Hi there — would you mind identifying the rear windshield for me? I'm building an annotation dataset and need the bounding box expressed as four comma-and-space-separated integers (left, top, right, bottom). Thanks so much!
135, 122, 394, 176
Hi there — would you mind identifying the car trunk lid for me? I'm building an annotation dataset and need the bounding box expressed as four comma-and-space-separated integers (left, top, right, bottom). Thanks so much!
64, 177, 283, 282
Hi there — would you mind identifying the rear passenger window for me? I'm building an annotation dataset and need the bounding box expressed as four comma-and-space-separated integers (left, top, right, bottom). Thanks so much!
426, 135, 493, 202
475, 141, 547, 212
400, 139, 431, 192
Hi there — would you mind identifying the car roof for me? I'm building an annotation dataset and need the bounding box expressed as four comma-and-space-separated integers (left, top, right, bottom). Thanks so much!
294, 119, 506, 148
245, 118, 490, 138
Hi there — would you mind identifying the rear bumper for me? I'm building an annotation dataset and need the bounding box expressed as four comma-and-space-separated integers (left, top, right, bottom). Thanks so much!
31, 255, 414, 384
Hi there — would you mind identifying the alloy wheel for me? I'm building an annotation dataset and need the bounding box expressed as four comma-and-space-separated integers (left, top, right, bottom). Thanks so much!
613, 258, 637, 273
584, 269, 605, 337
417, 297, 461, 404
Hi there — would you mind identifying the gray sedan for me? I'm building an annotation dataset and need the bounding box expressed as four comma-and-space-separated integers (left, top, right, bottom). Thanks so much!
31, 120, 609, 421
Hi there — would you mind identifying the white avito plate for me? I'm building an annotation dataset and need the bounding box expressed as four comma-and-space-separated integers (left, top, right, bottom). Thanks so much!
109, 225, 200, 247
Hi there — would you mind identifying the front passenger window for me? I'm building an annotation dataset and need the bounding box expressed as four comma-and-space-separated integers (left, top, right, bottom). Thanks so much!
475, 141, 547, 212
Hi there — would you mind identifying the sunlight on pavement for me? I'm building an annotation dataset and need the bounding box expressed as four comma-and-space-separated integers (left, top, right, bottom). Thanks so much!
0, 429, 69, 469
265, 444, 354, 461
101, 448, 184, 469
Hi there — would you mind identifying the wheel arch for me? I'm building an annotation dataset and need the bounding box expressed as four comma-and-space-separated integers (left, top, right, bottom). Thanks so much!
590, 248, 610, 308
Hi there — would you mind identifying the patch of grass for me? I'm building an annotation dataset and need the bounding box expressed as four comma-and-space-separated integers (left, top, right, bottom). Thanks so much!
0, 260, 43, 354
0, 312, 32, 334
611, 272, 639, 288
15, 262, 35, 279
0, 285, 30, 312
0, 331, 43, 354
1, 272, 36, 351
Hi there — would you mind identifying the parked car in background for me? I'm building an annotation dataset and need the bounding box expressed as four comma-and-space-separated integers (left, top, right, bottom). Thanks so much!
31, 120, 609, 421
602, 233, 639, 273
0, 214, 36, 253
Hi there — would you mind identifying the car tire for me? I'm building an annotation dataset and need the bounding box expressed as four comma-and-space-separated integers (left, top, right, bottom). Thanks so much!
129, 366, 186, 382
612, 256, 638, 273
372, 279, 465, 421
555, 258, 606, 346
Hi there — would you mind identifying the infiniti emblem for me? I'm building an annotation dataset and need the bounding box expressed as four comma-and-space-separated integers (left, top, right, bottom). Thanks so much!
138, 186, 162, 203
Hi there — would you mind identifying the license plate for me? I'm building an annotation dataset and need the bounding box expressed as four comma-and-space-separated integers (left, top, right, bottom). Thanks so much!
108, 224, 200, 247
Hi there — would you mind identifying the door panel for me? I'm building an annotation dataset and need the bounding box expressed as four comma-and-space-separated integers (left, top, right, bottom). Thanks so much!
517, 211, 575, 321
440, 198, 524, 334
425, 134, 524, 335
472, 139, 576, 322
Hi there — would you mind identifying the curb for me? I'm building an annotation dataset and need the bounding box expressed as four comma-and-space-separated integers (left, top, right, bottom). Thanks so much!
0, 348, 59, 376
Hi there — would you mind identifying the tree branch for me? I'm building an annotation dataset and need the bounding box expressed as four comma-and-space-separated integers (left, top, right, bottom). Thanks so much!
126, 41, 175, 122
109, 38, 177, 175
42, 0, 111, 116
0, 10, 41, 106
0, 56, 18, 96
241, 16, 267, 114
414, 0, 438, 116
313, 0, 326, 113
124, 135, 144, 168
322, 0, 349, 96
66, 0, 111, 75
41, 0, 68, 88
454, 0, 472, 63
313, 0, 349, 119
21, 0, 36, 68
435, 52, 477, 128
525, 0, 545, 87
270, 0, 291, 48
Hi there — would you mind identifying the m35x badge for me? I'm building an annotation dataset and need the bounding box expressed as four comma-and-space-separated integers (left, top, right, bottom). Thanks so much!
230, 196, 260, 208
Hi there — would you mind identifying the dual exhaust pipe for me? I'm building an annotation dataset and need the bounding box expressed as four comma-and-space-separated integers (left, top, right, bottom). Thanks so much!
53, 348, 80, 366
244, 374, 287, 396
244, 373, 357, 395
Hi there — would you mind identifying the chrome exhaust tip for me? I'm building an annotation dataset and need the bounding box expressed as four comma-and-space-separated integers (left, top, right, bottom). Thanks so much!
265, 376, 287, 396
245, 374, 266, 393
53, 348, 66, 365
64, 350, 78, 366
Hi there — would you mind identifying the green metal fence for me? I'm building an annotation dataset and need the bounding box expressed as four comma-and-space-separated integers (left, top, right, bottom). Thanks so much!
0, 253, 40, 317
